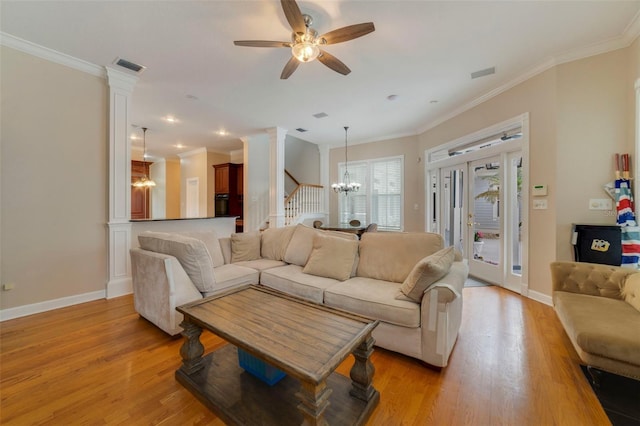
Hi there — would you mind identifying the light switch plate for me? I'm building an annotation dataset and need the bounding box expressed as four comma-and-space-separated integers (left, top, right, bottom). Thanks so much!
533, 199, 548, 210
589, 199, 612, 210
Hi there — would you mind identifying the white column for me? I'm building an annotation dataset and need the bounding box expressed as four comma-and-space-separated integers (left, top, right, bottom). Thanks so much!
106, 67, 138, 298
319, 144, 330, 219
267, 127, 287, 228
242, 133, 270, 231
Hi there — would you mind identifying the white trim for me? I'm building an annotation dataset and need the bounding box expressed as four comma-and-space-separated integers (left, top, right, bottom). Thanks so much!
527, 289, 553, 307
106, 277, 133, 299
0, 31, 105, 78
0, 290, 105, 321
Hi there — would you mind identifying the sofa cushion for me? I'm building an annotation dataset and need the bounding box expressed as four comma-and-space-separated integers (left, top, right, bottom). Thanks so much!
622, 273, 640, 312
303, 233, 359, 281
234, 259, 287, 272
261, 226, 296, 261
357, 232, 444, 283
231, 231, 261, 262
260, 264, 339, 304
176, 230, 225, 267
324, 277, 421, 328
554, 291, 640, 367
138, 231, 215, 293
398, 247, 455, 302
202, 264, 259, 297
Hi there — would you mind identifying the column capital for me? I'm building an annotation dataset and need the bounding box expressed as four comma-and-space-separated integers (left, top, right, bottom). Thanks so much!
106, 66, 139, 93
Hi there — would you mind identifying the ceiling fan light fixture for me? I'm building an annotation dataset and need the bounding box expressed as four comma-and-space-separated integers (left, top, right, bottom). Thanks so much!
292, 41, 320, 62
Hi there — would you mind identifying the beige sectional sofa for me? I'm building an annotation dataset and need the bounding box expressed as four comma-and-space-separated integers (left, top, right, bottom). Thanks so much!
551, 261, 640, 380
130, 224, 469, 368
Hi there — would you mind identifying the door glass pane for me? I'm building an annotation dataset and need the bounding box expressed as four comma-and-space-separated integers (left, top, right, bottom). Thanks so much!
442, 168, 465, 255
472, 162, 500, 266
510, 156, 523, 276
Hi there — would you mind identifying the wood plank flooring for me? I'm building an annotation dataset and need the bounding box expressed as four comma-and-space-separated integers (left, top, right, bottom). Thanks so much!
0, 286, 610, 425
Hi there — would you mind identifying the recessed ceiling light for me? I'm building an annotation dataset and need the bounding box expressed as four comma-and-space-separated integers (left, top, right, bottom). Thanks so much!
215, 129, 229, 136
165, 116, 178, 123
175, 143, 185, 149
130, 134, 140, 140
313, 112, 328, 119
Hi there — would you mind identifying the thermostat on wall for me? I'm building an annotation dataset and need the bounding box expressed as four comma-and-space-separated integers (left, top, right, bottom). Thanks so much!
532, 184, 547, 196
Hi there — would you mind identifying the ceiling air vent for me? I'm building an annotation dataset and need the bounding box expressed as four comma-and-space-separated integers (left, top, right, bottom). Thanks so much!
114, 57, 146, 74
471, 67, 495, 79
296, 128, 308, 133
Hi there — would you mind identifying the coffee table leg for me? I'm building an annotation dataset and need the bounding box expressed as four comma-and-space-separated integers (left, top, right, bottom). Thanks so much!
349, 334, 376, 402
296, 380, 332, 426
179, 319, 205, 375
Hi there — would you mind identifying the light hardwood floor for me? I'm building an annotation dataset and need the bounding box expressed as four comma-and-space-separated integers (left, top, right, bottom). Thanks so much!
0, 286, 610, 425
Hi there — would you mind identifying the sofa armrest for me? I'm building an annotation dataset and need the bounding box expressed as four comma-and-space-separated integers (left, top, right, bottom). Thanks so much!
550, 261, 635, 300
419, 261, 469, 367
130, 248, 202, 335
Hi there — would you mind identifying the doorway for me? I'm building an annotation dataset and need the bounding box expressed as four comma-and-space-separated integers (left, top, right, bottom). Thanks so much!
426, 116, 528, 293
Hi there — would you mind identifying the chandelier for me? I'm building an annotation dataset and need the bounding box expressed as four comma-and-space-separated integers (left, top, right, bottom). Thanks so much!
331, 126, 360, 195
132, 127, 156, 188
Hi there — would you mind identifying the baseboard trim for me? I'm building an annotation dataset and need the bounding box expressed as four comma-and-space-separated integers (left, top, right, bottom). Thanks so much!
528, 289, 553, 306
0, 290, 106, 321
106, 277, 132, 299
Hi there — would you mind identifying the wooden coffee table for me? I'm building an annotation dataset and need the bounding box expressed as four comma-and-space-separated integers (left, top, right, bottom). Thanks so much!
175, 285, 380, 425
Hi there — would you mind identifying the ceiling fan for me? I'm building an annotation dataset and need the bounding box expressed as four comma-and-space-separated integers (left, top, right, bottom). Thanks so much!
234, 0, 375, 79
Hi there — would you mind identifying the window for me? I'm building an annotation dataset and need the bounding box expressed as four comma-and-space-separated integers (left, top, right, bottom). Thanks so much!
337, 156, 403, 230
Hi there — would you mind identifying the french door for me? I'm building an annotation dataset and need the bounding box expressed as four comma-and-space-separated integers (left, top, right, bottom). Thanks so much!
431, 151, 523, 292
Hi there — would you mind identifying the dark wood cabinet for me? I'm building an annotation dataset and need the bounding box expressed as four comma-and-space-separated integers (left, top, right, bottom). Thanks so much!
131, 160, 151, 219
213, 163, 243, 229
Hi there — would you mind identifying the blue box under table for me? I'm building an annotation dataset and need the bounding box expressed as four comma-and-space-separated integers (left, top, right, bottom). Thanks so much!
237, 347, 286, 386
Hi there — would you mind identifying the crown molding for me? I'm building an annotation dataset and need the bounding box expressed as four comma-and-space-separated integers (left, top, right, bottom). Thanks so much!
178, 147, 207, 158
417, 12, 640, 135
0, 31, 105, 78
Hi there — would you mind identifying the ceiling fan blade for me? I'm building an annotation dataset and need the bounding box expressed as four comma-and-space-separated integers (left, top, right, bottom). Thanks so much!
234, 40, 291, 48
281, 0, 306, 34
317, 50, 351, 76
280, 57, 300, 79
320, 22, 375, 45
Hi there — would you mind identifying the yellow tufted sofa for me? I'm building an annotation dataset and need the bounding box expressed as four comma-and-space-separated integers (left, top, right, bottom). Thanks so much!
550, 261, 640, 381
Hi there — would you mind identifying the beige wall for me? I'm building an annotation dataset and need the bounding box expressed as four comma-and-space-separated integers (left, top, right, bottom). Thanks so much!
1, 46, 108, 310
555, 48, 631, 263
165, 158, 181, 219
285, 135, 320, 194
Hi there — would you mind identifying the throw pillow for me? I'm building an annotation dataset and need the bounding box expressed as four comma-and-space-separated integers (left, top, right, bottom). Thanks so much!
397, 246, 455, 302
231, 231, 261, 262
303, 233, 359, 281
283, 224, 317, 266
261, 226, 296, 261
622, 273, 640, 312
138, 231, 216, 293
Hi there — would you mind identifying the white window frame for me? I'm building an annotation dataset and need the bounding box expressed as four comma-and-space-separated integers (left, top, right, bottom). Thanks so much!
337, 155, 404, 231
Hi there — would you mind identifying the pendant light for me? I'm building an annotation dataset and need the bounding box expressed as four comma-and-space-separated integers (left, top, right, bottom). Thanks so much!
331, 126, 360, 195
132, 127, 156, 188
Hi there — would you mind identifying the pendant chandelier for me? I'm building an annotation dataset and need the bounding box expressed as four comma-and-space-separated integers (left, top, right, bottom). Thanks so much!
132, 127, 156, 188
331, 126, 360, 195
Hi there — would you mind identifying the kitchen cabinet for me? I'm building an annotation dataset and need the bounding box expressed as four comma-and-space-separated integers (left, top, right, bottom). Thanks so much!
213, 163, 243, 221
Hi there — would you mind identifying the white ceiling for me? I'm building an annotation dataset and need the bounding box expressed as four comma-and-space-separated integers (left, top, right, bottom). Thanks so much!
2, 1, 639, 160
